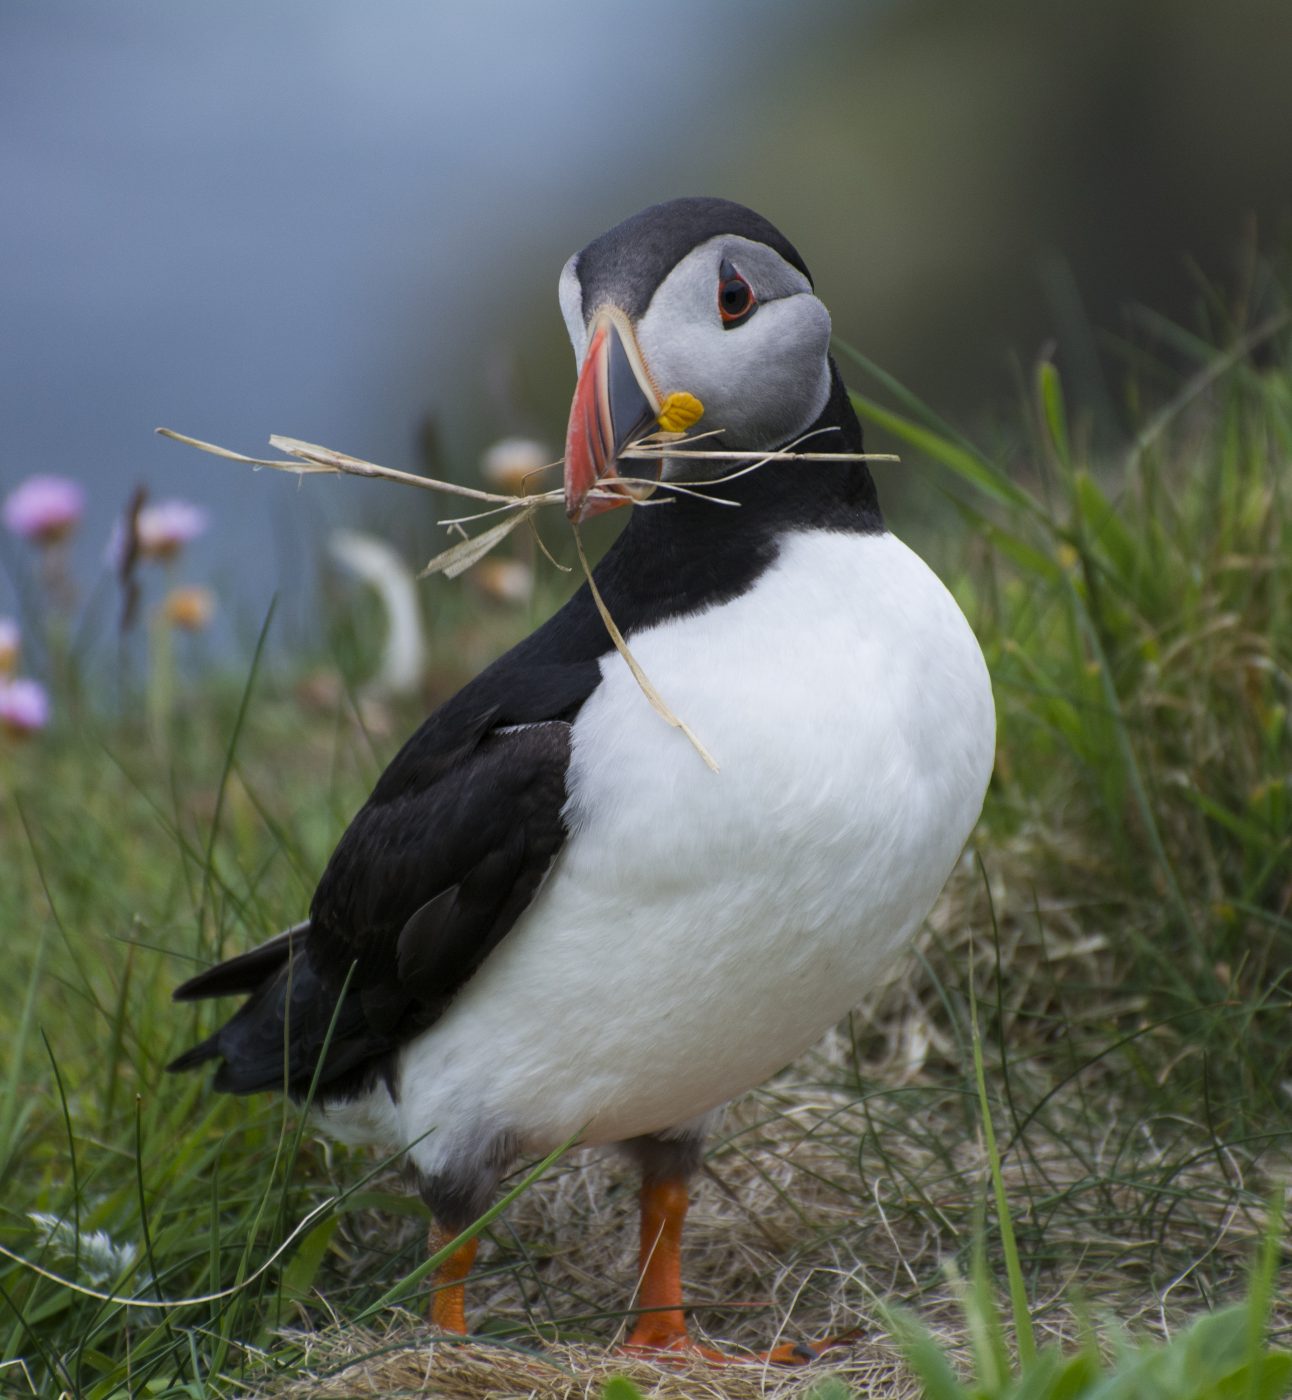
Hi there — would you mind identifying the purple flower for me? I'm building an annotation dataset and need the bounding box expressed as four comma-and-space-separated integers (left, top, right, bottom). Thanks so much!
3, 475, 85, 544
135, 500, 208, 561
0, 618, 18, 676
0, 677, 49, 737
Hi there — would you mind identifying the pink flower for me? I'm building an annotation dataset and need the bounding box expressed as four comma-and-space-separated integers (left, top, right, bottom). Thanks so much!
0, 677, 49, 737
109, 499, 210, 567
0, 618, 18, 676
3, 475, 85, 544
136, 500, 208, 560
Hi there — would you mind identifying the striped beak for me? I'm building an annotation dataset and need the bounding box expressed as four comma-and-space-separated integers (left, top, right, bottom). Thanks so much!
563, 309, 661, 522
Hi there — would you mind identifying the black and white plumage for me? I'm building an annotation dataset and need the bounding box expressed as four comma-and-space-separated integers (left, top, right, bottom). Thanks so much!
171, 199, 995, 1280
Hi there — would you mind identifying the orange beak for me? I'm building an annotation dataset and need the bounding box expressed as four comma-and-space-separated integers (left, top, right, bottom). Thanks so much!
563, 310, 661, 522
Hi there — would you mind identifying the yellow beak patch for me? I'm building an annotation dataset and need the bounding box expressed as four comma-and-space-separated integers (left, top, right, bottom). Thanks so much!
656, 392, 704, 434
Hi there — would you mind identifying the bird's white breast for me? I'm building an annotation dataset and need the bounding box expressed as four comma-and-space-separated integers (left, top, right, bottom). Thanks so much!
325, 530, 995, 1175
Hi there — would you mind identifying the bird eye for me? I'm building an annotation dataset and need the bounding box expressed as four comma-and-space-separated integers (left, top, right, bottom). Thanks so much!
717, 259, 756, 327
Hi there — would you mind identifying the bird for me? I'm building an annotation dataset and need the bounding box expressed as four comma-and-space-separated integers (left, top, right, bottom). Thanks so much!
168, 196, 996, 1361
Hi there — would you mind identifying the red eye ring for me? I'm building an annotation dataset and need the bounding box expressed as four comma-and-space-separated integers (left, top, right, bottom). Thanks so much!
717, 258, 756, 326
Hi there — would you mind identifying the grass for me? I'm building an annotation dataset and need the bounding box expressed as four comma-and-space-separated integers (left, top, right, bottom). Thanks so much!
1, 266, 1290, 1396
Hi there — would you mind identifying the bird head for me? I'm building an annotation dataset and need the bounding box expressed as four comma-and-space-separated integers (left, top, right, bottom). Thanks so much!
559, 198, 833, 522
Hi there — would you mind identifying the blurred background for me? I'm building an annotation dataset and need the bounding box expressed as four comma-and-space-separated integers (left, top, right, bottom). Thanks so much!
2, 0, 1291, 651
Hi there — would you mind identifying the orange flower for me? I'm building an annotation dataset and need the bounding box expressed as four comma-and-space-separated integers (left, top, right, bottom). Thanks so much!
163, 585, 216, 631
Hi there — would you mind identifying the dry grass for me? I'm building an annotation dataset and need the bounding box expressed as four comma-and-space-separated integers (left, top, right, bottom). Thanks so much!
258, 1333, 910, 1400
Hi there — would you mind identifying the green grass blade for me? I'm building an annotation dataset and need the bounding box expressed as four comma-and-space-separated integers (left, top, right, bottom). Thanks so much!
969, 972, 1037, 1368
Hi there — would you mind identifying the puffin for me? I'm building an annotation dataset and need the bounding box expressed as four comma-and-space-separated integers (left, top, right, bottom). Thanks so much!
169, 197, 996, 1360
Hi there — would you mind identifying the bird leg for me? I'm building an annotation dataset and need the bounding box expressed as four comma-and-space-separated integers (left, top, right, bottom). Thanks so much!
623, 1174, 692, 1352
427, 1223, 478, 1334
621, 1174, 854, 1365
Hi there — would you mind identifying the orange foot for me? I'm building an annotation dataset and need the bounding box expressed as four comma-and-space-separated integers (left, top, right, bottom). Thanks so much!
761, 1333, 859, 1365
621, 1321, 851, 1366
621, 1319, 855, 1366
623, 1176, 856, 1366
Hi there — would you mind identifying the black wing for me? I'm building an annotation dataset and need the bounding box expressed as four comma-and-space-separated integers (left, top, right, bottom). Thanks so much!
169, 711, 577, 1097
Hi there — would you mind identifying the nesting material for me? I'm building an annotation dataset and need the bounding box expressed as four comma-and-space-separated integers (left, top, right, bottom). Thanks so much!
155, 427, 896, 568
157, 423, 895, 773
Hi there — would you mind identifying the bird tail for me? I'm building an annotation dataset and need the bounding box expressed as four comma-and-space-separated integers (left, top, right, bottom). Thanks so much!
166, 921, 308, 1078
167, 918, 386, 1097
171, 920, 308, 1003
165, 1035, 221, 1074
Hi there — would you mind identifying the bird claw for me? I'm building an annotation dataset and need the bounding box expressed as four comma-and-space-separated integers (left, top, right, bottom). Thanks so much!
759, 1330, 860, 1365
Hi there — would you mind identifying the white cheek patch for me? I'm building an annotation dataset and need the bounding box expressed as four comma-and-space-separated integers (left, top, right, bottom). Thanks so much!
635, 239, 832, 450
558, 257, 586, 369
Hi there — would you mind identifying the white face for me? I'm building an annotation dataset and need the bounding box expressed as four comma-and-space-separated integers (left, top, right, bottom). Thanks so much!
559, 234, 833, 462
